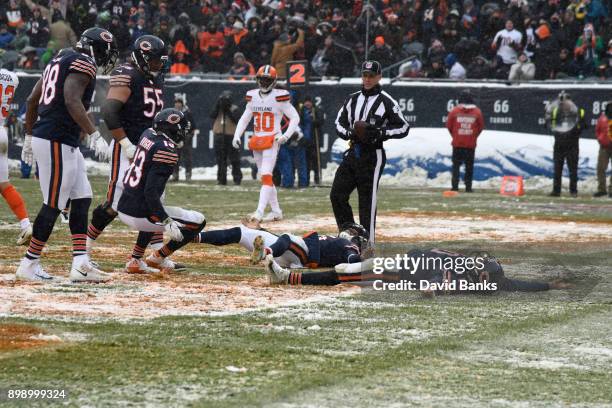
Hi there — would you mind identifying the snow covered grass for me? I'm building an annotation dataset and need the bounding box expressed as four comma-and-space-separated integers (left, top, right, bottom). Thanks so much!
0, 175, 610, 406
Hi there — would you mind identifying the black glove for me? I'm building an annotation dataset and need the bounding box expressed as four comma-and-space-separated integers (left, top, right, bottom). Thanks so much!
365, 125, 386, 144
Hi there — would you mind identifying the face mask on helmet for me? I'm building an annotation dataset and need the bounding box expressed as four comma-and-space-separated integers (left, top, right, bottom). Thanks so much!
132, 36, 169, 78
77, 28, 118, 74
257, 76, 276, 93
154, 109, 190, 144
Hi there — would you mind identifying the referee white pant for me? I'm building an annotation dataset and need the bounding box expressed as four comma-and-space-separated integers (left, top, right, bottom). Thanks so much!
32, 137, 92, 209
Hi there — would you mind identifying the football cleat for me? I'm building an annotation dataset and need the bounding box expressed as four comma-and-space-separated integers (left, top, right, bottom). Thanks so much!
16, 224, 32, 246
250, 235, 271, 265
15, 259, 53, 281
70, 259, 111, 283
262, 210, 283, 222
264, 254, 289, 285
241, 211, 263, 228
126, 258, 160, 274
145, 253, 187, 272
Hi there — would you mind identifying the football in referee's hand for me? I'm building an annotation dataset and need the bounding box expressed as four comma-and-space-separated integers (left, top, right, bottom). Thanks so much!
352, 121, 368, 143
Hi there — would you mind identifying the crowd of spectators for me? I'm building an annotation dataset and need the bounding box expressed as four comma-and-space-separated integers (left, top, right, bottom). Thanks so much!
0, 0, 610, 80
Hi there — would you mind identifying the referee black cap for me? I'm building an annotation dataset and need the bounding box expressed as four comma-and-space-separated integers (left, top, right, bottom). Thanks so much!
361, 60, 382, 75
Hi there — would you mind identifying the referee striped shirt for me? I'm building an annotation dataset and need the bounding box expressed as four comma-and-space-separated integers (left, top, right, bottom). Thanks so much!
335, 84, 410, 148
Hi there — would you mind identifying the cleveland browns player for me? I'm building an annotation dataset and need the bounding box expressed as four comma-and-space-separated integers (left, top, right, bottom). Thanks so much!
232, 65, 299, 224
86, 35, 178, 274
17, 27, 118, 282
117, 108, 205, 270
0, 68, 32, 246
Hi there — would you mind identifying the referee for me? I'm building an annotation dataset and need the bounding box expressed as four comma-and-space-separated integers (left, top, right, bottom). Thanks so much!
331, 60, 409, 243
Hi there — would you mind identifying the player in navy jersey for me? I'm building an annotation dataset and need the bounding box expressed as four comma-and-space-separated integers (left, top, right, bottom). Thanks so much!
264, 247, 571, 292
85, 35, 171, 274
117, 108, 205, 271
192, 222, 366, 269
17, 27, 118, 283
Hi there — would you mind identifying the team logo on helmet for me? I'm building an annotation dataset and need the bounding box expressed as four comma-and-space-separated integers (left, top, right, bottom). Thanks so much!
140, 40, 152, 51
167, 113, 181, 124
365, 62, 373, 69
100, 31, 114, 43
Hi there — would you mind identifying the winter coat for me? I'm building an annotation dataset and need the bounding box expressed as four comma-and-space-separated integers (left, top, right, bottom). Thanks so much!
446, 104, 484, 148
595, 113, 611, 149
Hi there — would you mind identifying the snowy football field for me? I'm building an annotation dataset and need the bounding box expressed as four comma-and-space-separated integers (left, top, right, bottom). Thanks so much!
0, 176, 611, 407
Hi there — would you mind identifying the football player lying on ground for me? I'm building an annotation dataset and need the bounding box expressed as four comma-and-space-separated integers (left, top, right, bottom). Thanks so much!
263, 247, 571, 293
193, 222, 368, 268
116, 108, 205, 272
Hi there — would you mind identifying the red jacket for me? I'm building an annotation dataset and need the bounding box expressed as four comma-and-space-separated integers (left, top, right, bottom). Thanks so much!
446, 104, 484, 149
595, 113, 611, 149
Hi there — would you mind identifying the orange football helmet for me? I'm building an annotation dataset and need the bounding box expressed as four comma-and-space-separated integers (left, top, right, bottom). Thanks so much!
256, 65, 277, 93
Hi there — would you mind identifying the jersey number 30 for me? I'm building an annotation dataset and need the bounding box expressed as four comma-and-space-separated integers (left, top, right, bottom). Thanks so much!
123, 149, 146, 188
253, 111, 274, 132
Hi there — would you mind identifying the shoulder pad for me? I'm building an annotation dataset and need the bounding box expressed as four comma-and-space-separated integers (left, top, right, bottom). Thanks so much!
68, 54, 97, 79
109, 64, 135, 87
245, 89, 258, 102
0, 69, 18, 86
275, 90, 291, 102
151, 144, 179, 165
75, 53, 97, 67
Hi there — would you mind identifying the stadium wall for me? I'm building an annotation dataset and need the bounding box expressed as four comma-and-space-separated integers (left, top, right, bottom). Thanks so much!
10, 74, 611, 169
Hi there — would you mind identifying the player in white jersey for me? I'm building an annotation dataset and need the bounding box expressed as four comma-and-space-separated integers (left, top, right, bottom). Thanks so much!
0, 68, 32, 245
232, 65, 299, 223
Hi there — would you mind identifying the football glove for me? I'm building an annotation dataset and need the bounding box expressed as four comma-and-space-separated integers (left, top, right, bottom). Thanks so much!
88, 130, 101, 150
162, 218, 184, 241
21, 134, 34, 166
275, 133, 289, 145
89, 131, 110, 161
232, 136, 242, 149
365, 125, 385, 143
119, 137, 136, 160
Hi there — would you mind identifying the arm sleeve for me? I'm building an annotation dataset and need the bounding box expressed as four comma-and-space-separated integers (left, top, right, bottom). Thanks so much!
233, 102, 253, 139
144, 162, 174, 221
383, 98, 410, 139
281, 102, 300, 138
102, 99, 124, 130
335, 97, 351, 140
